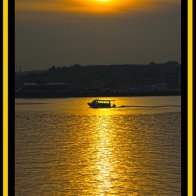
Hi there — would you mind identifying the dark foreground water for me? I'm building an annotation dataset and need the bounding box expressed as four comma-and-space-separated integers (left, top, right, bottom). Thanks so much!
15, 96, 181, 195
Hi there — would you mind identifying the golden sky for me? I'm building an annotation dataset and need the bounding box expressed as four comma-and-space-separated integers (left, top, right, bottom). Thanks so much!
15, 0, 181, 71
16, 0, 180, 14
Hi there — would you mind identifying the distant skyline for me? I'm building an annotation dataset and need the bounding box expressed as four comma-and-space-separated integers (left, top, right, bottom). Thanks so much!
15, 0, 181, 71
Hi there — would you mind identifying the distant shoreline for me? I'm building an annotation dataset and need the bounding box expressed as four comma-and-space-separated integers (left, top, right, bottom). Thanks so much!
15, 92, 181, 99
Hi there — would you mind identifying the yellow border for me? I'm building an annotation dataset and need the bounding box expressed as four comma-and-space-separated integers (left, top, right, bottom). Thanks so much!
2, 0, 193, 196
3, 0, 8, 195
188, 0, 193, 195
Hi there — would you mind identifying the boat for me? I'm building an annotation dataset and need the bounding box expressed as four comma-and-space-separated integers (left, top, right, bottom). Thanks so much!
88, 99, 116, 108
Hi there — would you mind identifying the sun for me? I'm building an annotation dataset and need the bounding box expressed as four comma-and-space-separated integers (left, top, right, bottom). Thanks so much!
96, 0, 111, 2
88, 0, 123, 14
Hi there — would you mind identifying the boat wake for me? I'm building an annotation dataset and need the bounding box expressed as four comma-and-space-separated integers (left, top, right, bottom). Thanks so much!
118, 105, 181, 108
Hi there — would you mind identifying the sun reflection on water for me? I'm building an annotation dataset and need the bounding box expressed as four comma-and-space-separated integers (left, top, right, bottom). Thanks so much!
15, 97, 181, 195
94, 112, 113, 194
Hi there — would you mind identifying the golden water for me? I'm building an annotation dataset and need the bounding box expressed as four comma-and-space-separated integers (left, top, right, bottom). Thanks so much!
15, 96, 181, 195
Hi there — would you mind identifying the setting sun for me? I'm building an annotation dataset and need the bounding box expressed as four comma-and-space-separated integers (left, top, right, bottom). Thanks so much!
96, 0, 110, 2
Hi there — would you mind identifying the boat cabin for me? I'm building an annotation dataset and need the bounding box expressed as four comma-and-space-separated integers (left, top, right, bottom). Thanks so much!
88, 99, 116, 108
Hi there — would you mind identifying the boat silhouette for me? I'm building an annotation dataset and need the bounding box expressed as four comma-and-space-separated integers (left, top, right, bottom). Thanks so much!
88, 99, 116, 108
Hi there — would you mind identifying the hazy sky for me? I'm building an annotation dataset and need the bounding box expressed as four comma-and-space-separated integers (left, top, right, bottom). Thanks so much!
15, 0, 181, 71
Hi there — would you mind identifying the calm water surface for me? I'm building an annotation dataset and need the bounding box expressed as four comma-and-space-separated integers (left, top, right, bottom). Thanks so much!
15, 96, 181, 195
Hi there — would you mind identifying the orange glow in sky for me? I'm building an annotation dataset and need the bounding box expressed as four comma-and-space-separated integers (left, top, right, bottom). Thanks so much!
16, 0, 180, 14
